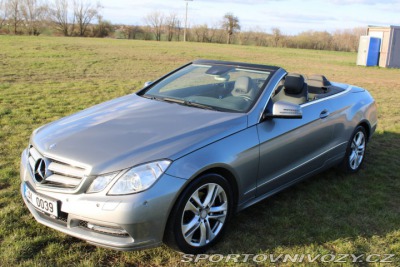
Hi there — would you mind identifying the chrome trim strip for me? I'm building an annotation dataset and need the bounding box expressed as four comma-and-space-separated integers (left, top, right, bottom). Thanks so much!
257, 141, 347, 188
40, 152, 92, 174
87, 223, 129, 235
244, 187, 256, 195
48, 162, 85, 178
34, 182, 85, 193
28, 156, 36, 170
301, 86, 352, 108
29, 146, 41, 161
45, 174, 82, 186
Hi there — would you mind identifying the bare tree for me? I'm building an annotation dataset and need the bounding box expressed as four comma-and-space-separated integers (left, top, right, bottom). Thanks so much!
144, 11, 164, 41
271, 27, 282, 47
7, 0, 23, 34
210, 27, 225, 44
331, 27, 365, 52
128, 25, 144, 39
50, 0, 73, 36
239, 30, 252, 46
141, 25, 153, 40
313, 31, 332, 50
221, 13, 240, 44
165, 12, 178, 42
192, 24, 208, 42
252, 27, 268, 46
175, 19, 181, 41
350, 27, 366, 52
206, 25, 217, 43
73, 0, 100, 37
93, 14, 112, 37
0, 0, 7, 30
208, 23, 223, 43
20, 0, 48, 35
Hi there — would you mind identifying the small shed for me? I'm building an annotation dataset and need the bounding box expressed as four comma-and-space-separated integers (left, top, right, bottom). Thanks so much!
356, 36, 381, 66
367, 25, 400, 68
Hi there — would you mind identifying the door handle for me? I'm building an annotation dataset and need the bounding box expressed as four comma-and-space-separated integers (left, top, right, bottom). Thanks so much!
320, 109, 329, 119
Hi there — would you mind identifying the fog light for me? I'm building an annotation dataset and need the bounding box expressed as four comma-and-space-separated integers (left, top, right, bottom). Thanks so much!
87, 222, 129, 236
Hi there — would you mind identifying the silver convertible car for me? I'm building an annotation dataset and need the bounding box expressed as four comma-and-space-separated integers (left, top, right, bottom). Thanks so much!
20, 60, 377, 253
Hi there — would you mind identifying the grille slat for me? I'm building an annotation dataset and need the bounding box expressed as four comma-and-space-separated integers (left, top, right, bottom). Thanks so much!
48, 162, 85, 178
45, 174, 82, 187
29, 147, 41, 161
28, 156, 36, 171
28, 146, 86, 190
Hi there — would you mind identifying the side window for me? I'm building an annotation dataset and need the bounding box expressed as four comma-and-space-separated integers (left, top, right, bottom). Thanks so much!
271, 78, 285, 102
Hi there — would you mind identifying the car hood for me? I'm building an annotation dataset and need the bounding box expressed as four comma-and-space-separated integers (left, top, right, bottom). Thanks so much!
31, 94, 247, 175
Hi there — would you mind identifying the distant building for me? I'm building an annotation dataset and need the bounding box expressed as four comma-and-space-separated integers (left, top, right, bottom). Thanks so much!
356, 36, 381, 67
366, 25, 400, 68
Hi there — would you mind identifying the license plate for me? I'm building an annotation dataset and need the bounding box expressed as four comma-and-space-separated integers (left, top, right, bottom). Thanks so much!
24, 185, 58, 217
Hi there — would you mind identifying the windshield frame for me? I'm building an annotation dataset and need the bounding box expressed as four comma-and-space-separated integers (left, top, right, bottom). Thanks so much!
137, 60, 279, 113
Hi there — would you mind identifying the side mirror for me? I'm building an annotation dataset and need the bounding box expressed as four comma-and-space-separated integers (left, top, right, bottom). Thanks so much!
262, 101, 302, 120
144, 81, 153, 88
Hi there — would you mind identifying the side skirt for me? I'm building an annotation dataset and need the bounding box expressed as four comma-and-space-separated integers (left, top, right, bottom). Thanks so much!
236, 153, 344, 212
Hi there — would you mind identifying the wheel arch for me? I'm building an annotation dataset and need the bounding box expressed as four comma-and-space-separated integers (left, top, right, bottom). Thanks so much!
169, 165, 240, 215
358, 120, 371, 141
162, 165, 239, 242
197, 167, 239, 210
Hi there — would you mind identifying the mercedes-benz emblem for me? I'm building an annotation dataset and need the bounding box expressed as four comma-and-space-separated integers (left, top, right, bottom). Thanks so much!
34, 158, 47, 183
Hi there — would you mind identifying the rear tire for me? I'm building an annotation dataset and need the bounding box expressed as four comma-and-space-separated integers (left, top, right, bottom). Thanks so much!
164, 173, 233, 254
340, 125, 367, 173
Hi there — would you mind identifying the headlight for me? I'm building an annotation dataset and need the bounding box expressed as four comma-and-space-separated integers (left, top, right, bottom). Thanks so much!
108, 160, 171, 195
87, 173, 118, 193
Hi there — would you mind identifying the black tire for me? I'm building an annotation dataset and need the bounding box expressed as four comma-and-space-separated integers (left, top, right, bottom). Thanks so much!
339, 125, 367, 173
164, 173, 233, 254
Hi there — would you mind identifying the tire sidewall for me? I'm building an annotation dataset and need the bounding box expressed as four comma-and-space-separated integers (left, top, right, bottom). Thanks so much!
343, 126, 367, 173
170, 173, 233, 254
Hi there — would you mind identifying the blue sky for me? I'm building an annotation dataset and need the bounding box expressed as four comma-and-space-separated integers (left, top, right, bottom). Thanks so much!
102, 0, 400, 34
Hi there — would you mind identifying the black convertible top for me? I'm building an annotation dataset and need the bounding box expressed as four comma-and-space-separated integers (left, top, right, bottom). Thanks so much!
193, 59, 281, 72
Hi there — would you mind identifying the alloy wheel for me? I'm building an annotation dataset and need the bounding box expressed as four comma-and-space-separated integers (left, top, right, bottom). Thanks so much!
349, 130, 366, 170
181, 183, 228, 247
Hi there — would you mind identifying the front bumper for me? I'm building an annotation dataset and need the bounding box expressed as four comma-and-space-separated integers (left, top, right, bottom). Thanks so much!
20, 149, 186, 251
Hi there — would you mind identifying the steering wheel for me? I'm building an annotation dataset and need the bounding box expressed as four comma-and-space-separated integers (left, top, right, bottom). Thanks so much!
240, 95, 253, 102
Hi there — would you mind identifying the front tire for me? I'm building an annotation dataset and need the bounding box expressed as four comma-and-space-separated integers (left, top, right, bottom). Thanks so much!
164, 173, 233, 254
340, 126, 367, 173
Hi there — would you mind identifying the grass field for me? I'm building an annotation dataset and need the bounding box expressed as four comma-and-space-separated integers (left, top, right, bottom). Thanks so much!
0, 36, 399, 266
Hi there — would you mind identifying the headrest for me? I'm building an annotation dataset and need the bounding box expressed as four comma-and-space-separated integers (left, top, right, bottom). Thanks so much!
232, 76, 254, 96
284, 73, 305, 94
307, 74, 331, 87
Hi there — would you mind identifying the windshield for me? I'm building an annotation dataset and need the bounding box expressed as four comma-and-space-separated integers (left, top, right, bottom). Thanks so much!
141, 64, 272, 112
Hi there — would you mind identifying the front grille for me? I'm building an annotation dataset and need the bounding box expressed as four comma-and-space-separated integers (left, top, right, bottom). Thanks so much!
36, 209, 68, 226
58, 210, 68, 222
79, 220, 88, 228
28, 146, 86, 190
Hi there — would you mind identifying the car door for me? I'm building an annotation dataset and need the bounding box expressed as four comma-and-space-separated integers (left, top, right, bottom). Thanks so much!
256, 99, 335, 196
